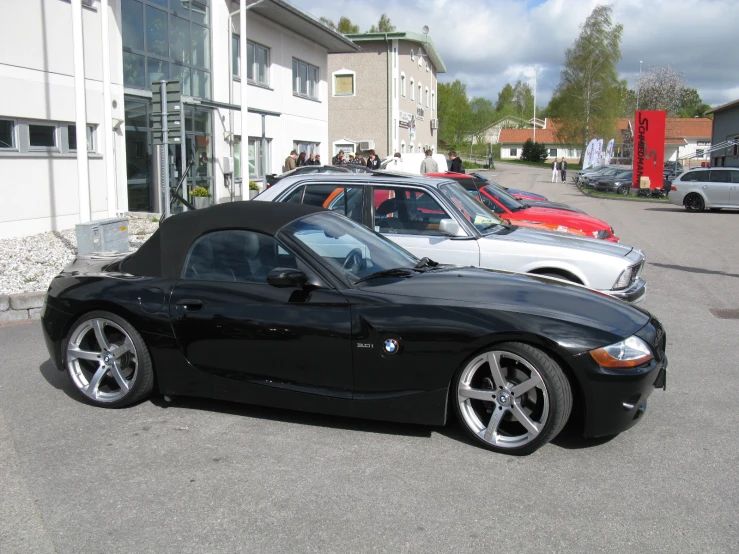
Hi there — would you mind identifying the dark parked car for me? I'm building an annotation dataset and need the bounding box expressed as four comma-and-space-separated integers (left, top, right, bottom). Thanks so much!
266, 165, 352, 187
593, 170, 634, 195
42, 202, 666, 455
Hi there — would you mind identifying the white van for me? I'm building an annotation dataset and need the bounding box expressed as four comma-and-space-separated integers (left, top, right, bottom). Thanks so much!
380, 153, 449, 175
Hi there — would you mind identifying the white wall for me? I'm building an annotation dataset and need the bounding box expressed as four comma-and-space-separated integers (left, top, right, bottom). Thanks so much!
0, 0, 127, 239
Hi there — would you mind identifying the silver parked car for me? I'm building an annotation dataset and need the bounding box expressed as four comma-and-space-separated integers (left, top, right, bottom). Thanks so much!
256, 174, 647, 303
669, 167, 739, 212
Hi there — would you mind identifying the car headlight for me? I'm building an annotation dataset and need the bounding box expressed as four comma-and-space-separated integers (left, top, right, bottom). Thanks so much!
593, 230, 611, 239
613, 266, 633, 289
590, 336, 653, 368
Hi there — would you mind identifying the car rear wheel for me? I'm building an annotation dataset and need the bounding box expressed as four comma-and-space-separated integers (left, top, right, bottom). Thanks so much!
617, 184, 630, 195
64, 311, 154, 407
684, 193, 704, 212
453, 342, 572, 455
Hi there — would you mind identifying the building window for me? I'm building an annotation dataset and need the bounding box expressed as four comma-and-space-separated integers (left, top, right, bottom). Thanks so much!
121, 0, 211, 99
549, 148, 557, 156
393, 77, 397, 99
401, 141, 406, 154
294, 141, 320, 157
293, 58, 319, 100
410, 49, 414, 61
332, 70, 355, 97
247, 40, 270, 86
29, 124, 57, 149
431, 92, 435, 111
409, 144, 414, 153
425, 87, 429, 108
410, 78, 414, 101
249, 137, 271, 178
0, 119, 15, 149
233, 135, 242, 180
232, 35, 240, 76
510, 148, 517, 157
401, 73, 406, 97
393, 47, 397, 68
68, 125, 96, 152
418, 84, 422, 105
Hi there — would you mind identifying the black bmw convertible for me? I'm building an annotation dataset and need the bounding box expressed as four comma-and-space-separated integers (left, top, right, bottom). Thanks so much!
41, 202, 667, 455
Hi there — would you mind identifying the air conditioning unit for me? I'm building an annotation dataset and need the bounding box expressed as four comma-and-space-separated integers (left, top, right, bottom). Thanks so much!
430, 119, 438, 130
359, 140, 375, 151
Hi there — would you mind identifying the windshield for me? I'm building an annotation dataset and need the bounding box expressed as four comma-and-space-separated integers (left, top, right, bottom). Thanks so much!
439, 182, 504, 233
480, 184, 524, 211
283, 212, 418, 284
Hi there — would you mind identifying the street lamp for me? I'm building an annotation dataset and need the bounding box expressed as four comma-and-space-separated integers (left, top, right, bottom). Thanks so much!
636, 60, 643, 111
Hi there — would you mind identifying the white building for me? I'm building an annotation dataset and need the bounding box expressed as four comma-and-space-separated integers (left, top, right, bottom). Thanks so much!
0, 0, 358, 239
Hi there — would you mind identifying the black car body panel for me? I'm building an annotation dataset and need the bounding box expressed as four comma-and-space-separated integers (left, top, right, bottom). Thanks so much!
42, 203, 666, 437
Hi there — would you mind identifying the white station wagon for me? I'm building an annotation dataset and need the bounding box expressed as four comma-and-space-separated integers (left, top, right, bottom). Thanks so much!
669, 167, 739, 212
256, 174, 647, 303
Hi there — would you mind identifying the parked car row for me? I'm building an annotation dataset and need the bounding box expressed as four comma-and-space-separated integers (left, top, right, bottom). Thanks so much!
42, 197, 667, 457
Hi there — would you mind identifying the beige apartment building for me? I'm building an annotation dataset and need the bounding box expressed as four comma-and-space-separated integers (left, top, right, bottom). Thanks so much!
327, 32, 446, 159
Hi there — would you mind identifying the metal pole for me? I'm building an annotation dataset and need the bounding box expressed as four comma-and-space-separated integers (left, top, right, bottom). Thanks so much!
636, 61, 642, 111
71, 0, 90, 223
100, 0, 117, 216
261, 114, 267, 191
160, 80, 170, 218
533, 66, 537, 143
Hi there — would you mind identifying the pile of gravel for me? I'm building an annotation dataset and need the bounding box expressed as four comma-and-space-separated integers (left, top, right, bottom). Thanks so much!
0, 216, 159, 295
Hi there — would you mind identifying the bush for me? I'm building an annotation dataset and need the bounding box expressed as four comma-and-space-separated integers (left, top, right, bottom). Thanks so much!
249, 180, 260, 191
190, 186, 210, 197
520, 139, 549, 163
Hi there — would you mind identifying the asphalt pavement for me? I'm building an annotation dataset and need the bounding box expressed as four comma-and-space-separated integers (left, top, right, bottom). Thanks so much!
1, 162, 738, 553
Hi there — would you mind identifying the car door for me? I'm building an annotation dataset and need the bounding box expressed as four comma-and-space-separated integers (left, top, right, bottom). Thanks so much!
169, 229, 353, 396
371, 185, 479, 265
707, 170, 732, 205
731, 170, 739, 206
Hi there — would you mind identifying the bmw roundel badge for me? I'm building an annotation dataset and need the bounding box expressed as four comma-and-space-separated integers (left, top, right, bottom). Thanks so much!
383, 339, 400, 354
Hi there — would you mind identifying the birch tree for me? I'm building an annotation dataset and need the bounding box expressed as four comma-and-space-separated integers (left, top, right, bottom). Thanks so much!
548, 5, 623, 163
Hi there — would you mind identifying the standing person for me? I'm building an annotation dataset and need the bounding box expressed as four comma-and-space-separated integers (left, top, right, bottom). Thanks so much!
551, 158, 560, 182
315, 154, 322, 166
366, 149, 381, 170
420, 149, 439, 174
560, 159, 568, 182
449, 151, 464, 173
284, 150, 298, 172
332, 150, 345, 165
306, 153, 317, 166
297, 152, 307, 167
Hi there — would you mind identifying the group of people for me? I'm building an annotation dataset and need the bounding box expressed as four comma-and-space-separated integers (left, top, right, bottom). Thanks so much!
551, 158, 568, 183
331, 149, 381, 170
420, 150, 464, 174
284, 150, 322, 171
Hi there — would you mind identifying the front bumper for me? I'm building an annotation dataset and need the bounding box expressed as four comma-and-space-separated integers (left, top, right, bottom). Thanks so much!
603, 277, 647, 304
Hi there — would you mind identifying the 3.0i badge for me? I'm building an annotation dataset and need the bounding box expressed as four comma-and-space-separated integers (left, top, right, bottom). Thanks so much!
383, 339, 400, 354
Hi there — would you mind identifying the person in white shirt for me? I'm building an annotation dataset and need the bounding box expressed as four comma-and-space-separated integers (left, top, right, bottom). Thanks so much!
551, 158, 560, 182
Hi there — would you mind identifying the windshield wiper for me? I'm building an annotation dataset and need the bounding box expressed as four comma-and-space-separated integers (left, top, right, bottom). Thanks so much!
355, 268, 417, 284
414, 257, 439, 269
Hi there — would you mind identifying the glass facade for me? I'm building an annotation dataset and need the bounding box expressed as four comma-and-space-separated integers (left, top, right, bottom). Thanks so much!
122, 0, 211, 99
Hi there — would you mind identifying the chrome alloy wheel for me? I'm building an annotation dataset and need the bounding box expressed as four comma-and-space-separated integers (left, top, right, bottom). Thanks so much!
457, 350, 549, 449
66, 318, 138, 403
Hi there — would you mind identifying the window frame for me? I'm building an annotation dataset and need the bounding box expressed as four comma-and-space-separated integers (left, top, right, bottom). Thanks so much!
410, 78, 415, 101
332, 69, 356, 97
28, 123, 59, 152
246, 39, 270, 87
425, 86, 429, 108
0, 118, 17, 151
418, 83, 422, 105
248, 136, 272, 179
371, 184, 455, 237
292, 58, 320, 101
400, 72, 406, 97
510, 148, 518, 157
67, 124, 97, 153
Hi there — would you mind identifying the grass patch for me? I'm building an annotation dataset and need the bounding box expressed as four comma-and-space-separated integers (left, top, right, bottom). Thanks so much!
462, 160, 486, 169
498, 159, 583, 171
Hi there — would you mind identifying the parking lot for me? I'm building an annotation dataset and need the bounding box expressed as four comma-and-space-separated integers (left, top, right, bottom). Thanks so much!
1, 162, 738, 554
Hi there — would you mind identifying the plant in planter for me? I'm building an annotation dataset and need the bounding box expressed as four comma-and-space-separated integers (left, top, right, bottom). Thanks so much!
249, 180, 261, 199
190, 186, 211, 209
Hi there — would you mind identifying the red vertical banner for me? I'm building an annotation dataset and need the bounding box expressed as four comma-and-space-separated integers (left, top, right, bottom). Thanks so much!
632, 110, 666, 189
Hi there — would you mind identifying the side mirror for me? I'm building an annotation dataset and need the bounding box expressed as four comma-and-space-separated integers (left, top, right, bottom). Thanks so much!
439, 218, 460, 236
266, 268, 307, 288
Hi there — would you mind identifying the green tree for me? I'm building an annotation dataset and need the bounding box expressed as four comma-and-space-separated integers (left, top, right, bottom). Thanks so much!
438, 80, 471, 146
337, 16, 360, 34
369, 13, 396, 33
469, 97, 496, 145
495, 83, 515, 112
549, 4, 623, 163
678, 87, 712, 118
513, 80, 535, 120
319, 16, 336, 30
521, 139, 549, 162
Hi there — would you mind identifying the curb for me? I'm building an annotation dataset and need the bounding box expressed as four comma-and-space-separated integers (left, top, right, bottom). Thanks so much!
0, 291, 45, 322
572, 181, 669, 203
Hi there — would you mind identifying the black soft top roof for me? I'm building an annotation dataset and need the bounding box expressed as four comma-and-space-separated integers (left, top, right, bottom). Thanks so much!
121, 201, 325, 278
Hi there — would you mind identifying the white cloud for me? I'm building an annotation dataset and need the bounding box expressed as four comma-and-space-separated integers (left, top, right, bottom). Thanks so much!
288, 0, 739, 107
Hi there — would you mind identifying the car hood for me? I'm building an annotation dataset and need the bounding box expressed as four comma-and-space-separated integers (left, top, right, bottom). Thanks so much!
363, 267, 650, 339
509, 188, 547, 201
488, 226, 632, 256
525, 200, 585, 213
507, 206, 610, 231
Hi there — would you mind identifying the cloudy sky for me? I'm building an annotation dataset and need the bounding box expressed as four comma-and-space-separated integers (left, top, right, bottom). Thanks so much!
289, 0, 739, 108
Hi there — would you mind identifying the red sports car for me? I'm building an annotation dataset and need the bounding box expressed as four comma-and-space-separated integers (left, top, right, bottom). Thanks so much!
477, 184, 619, 242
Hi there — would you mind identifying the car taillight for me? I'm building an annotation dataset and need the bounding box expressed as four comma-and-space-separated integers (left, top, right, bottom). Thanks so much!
671, 185, 677, 191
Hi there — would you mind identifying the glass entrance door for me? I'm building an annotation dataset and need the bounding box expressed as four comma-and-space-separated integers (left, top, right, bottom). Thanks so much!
124, 98, 153, 212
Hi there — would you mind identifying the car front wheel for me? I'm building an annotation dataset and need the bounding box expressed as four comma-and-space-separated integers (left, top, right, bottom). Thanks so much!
684, 193, 705, 212
617, 184, 630, 195
63, 311, 154, 407
453, 342, 572, 455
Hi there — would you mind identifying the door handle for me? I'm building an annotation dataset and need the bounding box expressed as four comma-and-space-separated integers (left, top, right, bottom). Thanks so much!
176, 299, 204, 311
